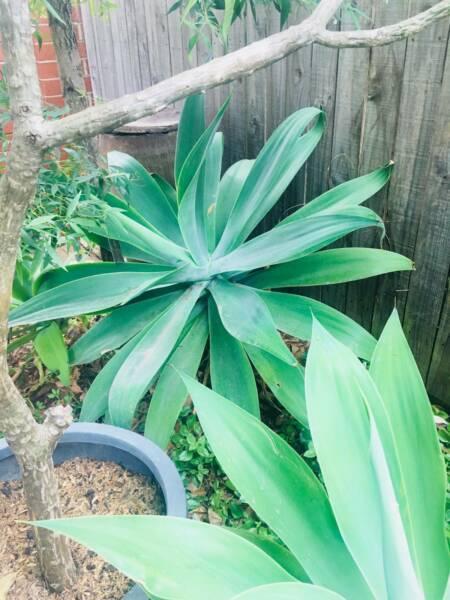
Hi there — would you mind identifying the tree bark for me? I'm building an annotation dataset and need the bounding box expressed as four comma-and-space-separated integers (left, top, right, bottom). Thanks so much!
47, 0, 123, 262
0, 0, 76, 591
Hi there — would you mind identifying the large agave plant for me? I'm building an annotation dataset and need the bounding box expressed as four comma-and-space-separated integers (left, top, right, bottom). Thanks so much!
35, 311, 449, 599
9, 95, 413, 446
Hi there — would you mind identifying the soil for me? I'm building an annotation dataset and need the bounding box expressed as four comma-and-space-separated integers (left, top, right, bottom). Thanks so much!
0, 458, 164, 600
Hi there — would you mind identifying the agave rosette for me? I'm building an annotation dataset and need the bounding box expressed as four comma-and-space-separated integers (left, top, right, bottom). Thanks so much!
9, 95, 412, 445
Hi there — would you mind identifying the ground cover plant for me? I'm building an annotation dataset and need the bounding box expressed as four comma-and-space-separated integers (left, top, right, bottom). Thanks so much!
9, 94, 414, 447
36, 310, 449, 599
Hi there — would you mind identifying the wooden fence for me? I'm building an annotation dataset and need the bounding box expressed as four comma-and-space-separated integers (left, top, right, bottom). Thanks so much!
81, 1, 450, 405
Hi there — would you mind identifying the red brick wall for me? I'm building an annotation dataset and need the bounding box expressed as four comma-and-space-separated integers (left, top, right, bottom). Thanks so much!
0, 7, 93, 136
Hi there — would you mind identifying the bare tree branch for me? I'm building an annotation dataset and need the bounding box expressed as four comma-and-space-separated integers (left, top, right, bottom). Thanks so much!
40, 0, 345, 147
40, 0, 450, 149
317, 0, 450, 47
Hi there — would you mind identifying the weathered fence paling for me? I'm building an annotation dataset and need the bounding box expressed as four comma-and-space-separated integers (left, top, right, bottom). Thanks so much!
81, 0, 450, 406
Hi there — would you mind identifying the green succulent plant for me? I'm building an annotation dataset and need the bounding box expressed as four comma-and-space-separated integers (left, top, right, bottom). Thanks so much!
9, 95, 413, 446
35, 310, 449, 599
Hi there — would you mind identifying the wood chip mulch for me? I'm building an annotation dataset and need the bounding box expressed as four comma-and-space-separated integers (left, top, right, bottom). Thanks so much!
0, 458, 164, 599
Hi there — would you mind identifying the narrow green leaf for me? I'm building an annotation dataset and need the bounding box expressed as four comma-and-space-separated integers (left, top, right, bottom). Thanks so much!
216, 108, 324, 254
369, 309, 449, 599
175, 94, 206, 183
215, 159, 254, 244
177, 97, 229, 202
209, 279, 296, 366
258, 290, 376, 361
244, 345, 307, 428
79, 326, 150, 422
9, 271, 168, 327
82, 209, 191, 266
229, 529, 310, 583
244, 248, 413, 289
34, 322, 70, 386
213, 208, 384, 275
306, 319, 390, 599
281, 163, 393, 223
109, 284, 205, 428
108, 151, 182, 244
144, 312, 209, 448
34, 516, 294, 600
69, 291, 182, 365
222, 0, 237, 39
231, 582, 346, 600
152, 174, 178, 213
209, 299, 259, 417
181, 375, 372, 599
35, 262, 169, 294
203, 132, 223, 251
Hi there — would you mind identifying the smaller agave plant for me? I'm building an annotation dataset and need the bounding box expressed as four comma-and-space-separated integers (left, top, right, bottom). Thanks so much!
9, 95, 412, 445
35, 311, 449, 600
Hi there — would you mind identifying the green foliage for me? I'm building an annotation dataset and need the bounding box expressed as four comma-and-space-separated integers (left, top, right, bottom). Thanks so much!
10, 96, 413, 445
35, 311, 448, 599
170, 0, 368, 53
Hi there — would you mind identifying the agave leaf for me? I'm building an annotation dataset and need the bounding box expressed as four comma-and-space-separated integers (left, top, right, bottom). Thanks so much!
82, 209, 191, 266
178, 131, 224, 263
9, 271, 170, 327
175, 94, 206, 184
69, 291, 183, 365
258, 290, 376, 361
368, 414, 424, 599
306, 319, 433, 599
108, 151, 182, 243
79, 325, 152, 422
34, 322, 70, 386
369, 309, 448, 599
244, 345, 307, 428
177, 97, 229, 202
216, 108, 324, 254
181, 375, 372, 599
152, 174, 178, 213
209, 299, 259, 416
203, 132, 223, 251
213, 208, 384, 275
231, 582, 346, 600
244, 248, 413, 289
34, 516, 294, 600
35, 262, 169, 293
209, 279, 296, 366
281, 163, 393, 223
108, 283, 205, 428
215, 159, 254, 245
229, 528, 310, 582
144, 311, 209, 448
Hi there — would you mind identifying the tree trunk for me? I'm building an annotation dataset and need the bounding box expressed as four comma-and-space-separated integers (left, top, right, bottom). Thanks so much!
47, 0, 97, 160
47, 0, 123, 262
0, 0, 76, 591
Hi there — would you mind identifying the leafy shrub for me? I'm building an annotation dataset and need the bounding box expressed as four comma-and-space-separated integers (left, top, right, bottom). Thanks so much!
35, 310, 449, 599
9, 95, 413, 446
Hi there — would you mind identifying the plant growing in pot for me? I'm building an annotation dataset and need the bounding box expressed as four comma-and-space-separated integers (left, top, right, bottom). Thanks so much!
10, 95, 413, 447
36, 310, 449, 599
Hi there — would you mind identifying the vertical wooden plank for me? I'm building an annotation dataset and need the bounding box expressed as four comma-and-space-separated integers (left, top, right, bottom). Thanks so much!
371, 3, 449, 337
142, 0, 172, 85
402, 53, 450, 379
427, 285, 450, 406
344, 1, 409, 330
323, 4, 371, 313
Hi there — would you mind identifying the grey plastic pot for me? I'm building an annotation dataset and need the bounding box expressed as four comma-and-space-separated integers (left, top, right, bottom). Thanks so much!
0, 422, 187, 600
